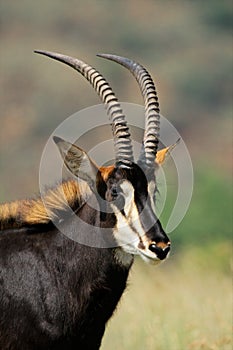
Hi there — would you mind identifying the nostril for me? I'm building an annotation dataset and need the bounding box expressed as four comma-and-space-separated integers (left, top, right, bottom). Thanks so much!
149, 243, 170, 260
163, 246, 170, 256
148, 243, 157, 253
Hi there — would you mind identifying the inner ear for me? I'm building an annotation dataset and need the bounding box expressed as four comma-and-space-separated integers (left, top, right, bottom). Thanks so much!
53, 136, 99, 188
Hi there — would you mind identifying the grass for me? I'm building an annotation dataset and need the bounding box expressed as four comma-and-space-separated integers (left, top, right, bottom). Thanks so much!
101, 247, 232, 350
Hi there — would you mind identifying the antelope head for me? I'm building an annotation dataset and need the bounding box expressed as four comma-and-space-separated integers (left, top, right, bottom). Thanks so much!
35, 51, 171, 263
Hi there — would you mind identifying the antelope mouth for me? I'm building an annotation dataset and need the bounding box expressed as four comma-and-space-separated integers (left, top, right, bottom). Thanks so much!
138, 250, 163, 265
138, 245, 170, 264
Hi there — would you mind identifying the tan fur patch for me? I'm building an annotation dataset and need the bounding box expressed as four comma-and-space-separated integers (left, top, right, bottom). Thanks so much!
100, 165, 115, 182
0, 200, 24, 229
0, 180, 91, 230
156, 241, 170, 249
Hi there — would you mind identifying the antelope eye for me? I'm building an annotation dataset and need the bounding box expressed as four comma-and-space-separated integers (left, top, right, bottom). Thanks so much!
111, 187, 118, 198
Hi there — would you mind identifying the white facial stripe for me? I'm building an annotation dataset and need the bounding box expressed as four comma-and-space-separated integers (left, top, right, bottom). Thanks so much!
148, 180, 156, 214
111, 179, 167, 265
119, 181, 134, 217
111, 180, 146, 250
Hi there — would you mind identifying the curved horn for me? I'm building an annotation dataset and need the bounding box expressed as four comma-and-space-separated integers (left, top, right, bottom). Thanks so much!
34, 50, 134, 167
97, 54, 160, 167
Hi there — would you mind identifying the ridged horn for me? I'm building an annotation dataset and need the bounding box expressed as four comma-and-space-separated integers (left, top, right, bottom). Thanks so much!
97, 54, 160, 167
34, 50, 134, 167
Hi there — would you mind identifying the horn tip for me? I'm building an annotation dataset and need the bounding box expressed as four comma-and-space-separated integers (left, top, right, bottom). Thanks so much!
34, 49, 56, 58
97, 53, 111, 59
34, 49, 49, 55
97, 53, 119, 60
53, 136, 64, 145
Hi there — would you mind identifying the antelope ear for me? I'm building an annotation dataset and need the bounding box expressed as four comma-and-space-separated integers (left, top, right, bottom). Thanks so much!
155, 139, 180, 165
53, 136, 99, 188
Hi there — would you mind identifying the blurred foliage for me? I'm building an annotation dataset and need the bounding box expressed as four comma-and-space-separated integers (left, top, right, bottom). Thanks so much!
199, 0, 233, 30
161, 168, 232, 246
102, 256, 232, 350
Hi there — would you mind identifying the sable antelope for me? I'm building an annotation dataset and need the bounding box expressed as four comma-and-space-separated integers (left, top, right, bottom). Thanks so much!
0, 51, 172, 350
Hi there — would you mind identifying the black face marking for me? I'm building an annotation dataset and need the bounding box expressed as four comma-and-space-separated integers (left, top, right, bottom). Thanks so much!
104, 163, 151, 215
111, 186, 118, 199
149, 243, 170, 260
97, 163, 170, 257
121, 164, 170, 249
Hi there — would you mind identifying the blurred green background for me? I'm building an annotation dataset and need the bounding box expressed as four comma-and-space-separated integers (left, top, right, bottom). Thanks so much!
0, 1, 232, 349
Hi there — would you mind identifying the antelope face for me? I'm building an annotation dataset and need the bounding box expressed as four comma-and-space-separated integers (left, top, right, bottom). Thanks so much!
37, 50, 173, 264
103, 164, 171, 263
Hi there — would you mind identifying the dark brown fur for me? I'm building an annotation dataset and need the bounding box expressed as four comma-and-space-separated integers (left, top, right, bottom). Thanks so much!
0, 163, 170, 350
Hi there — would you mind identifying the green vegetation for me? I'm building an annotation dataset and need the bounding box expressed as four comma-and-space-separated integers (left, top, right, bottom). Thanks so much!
161, 168, 232, 248
102, 256, 232, 350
